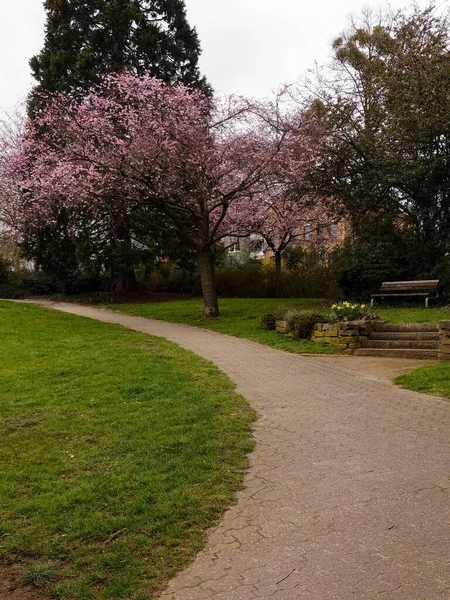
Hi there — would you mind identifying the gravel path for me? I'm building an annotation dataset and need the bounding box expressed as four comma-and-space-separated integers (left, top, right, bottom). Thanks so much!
18, 301, 450, 599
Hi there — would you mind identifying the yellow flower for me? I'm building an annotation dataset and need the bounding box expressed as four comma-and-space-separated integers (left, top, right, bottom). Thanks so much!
352, 305, 356, 309
337, 306, 342, 310
361, 304, 366, 309
331, 304, 337, 309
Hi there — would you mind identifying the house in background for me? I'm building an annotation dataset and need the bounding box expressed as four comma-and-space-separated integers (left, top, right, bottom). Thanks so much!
225, 220, 348, 263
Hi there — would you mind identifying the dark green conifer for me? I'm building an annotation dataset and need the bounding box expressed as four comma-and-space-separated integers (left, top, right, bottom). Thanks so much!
29, 0, 209, 108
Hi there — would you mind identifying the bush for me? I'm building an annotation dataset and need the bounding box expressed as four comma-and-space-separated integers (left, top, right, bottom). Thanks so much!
260, 313, 276, 330
0, 269, 56, 298
0, 255, 12, 283
273, 305, 289, 320
285, 310, 327, 340
215, 251, 342, 299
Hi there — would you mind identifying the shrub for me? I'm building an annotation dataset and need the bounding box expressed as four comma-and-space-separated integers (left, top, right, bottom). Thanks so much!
0, 255, 12, 283
260, 313, 276, 330
285, 310, 327, 340
0, 269, 56, 298
273, 304, 289, 321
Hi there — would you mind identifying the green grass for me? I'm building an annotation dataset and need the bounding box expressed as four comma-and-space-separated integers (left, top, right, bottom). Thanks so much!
106, 298, 338, 354
395, 362, 450, 398
0, 301, 255, 599
375, 306, 450, 324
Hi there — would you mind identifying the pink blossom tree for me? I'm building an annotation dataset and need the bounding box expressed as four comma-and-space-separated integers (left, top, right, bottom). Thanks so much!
2, 74, 329, 316
226, 99, 334, 296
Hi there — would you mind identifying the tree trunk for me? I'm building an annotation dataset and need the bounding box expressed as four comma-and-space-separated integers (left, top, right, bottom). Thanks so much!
274, 252, 282, 298
110, 263, 137, 293
198, 248, 219, 317
110, 221, 137, 293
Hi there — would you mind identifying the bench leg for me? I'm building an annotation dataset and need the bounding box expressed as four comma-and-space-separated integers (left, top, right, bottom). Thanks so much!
425, 297, 429, 309
371, 298, 374, 308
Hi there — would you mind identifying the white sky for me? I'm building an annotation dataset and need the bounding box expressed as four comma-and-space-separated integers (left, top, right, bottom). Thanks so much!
0, 0, 445, 113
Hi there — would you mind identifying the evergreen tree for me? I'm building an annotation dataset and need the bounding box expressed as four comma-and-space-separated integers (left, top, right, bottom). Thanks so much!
29, 0, 209, 105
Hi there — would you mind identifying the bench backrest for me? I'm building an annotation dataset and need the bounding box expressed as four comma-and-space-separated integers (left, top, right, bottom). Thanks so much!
379, 280, 439, 293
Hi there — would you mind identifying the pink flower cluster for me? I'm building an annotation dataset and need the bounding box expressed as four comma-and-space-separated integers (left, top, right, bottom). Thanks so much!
0, 73, 337, 254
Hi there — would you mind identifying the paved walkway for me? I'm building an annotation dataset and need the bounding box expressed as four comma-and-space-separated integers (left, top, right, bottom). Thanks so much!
20, 302, 450, 599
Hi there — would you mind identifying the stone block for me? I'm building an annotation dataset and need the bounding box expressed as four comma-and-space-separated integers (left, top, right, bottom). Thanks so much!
314, 330, 325, 337
322, 323, 331, 331
340, 330, 359, 337
314, 323, 323, 331
361, 328, 373, 335
439, 320, 450, 331
439, 352, 450, 360
340, 336, 359, 343
335, 343, 348, 349
348, 342, 362, 349
276, 320, 287, 334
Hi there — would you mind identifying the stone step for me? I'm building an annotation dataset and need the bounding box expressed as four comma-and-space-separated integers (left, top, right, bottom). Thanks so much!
362, 340, 439, 350
373, 323, 438, 333
354, 348, 438, 360
370, 331, 440, 341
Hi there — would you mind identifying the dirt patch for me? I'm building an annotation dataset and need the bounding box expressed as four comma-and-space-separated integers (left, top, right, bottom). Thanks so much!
0, 566, 48, 600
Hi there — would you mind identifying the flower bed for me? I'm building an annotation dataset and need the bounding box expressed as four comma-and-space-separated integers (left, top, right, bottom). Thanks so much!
262, 303, 380, 353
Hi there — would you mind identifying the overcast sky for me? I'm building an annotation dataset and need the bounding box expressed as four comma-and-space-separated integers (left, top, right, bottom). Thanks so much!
0, 0, 445, 113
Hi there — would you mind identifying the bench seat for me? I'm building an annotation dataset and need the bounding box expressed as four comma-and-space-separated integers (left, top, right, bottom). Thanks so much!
371, 280, 439, 308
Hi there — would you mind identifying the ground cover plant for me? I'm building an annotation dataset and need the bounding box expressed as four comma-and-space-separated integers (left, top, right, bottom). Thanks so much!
106, 298, 337, 354
0, 301, 255, 599
395, 363, 450, 398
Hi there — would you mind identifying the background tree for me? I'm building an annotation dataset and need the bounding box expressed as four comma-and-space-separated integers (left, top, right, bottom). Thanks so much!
306, 4, 450, 292
27, 0, 209, 292
228, 106, 333, 296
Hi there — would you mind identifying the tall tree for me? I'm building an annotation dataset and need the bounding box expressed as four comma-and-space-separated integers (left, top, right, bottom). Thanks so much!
3, 75, 326, 317
29, 0, 209, 106
27, 0, 209, 292
307, 4, 450, 288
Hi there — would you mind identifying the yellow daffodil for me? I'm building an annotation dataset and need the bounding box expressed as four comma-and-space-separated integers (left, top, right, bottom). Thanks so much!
331, 304, 337, 309
361, 304, 366, 309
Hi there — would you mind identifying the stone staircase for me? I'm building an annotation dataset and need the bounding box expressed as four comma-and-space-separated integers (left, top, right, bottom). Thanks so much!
354, 323, 440, 360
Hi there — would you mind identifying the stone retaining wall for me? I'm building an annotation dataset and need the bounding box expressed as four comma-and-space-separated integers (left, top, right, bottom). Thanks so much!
439, 320, 450, 360
311, 320, 376, 354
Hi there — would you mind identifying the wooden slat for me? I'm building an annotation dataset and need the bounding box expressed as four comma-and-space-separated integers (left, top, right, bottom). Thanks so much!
379, 280, 439, 293
371, 293, 429, 297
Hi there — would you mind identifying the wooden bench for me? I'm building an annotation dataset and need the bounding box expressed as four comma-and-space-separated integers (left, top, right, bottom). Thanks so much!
370, 280, 439, 309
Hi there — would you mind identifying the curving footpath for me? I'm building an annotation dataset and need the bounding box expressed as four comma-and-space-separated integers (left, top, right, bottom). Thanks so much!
19, 301, 450, 599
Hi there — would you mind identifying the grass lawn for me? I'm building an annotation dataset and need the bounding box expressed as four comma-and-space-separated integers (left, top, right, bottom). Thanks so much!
0, 301, 255, 599
375, 306, 450, 324
395, 362, 450, 398
105, 298, 338, 354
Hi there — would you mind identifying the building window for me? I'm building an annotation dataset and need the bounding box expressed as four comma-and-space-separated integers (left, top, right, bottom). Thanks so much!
329, 221, 338, 241
304, 223, 312, 241
228, 240, 240, 253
